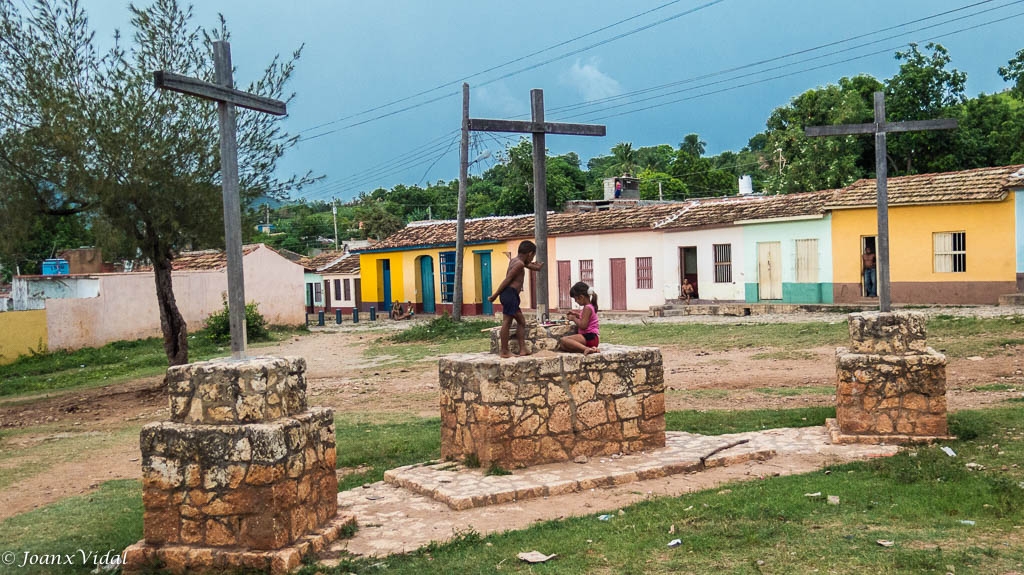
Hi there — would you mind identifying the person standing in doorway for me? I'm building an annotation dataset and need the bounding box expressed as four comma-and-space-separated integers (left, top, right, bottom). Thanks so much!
862, 246, 877, 297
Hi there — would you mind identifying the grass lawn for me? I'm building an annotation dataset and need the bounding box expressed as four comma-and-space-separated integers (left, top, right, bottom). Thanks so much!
3, 407, 1022, 574
0, 326, 307, 398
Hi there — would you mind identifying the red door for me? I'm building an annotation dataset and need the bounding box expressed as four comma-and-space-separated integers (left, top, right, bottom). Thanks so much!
557, 261, 572, 310
610, 258, 627, 310
323, 280, 331, 311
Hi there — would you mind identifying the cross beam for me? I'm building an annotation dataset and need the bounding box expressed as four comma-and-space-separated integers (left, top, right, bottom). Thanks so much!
468, 89, 605, 321
154, 41, 287, 359
805, 91, 957, 312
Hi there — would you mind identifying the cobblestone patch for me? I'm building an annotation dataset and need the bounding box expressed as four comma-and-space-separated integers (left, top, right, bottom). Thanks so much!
334, 426, 897, 557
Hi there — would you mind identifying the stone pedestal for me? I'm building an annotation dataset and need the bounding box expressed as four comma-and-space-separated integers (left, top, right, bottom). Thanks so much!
440, 346, 665, 469
123, 357, 350, 575
828, 312, 954, 444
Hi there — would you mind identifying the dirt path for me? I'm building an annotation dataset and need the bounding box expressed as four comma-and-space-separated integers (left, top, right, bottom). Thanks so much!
1, 318, 1021, 523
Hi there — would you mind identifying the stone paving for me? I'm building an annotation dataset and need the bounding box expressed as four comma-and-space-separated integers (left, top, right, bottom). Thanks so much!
331, 426, 898, 557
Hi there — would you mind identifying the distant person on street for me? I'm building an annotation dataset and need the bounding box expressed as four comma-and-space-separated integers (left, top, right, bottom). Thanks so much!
397, 300, 414, 320
680, 278, 695, 304
863, 246, 877, 297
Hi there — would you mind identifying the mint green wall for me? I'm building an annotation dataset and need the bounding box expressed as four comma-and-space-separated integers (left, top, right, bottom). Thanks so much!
742, 215, 834, 304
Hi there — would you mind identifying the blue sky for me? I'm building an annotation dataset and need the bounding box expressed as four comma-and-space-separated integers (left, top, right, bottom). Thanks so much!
85, 1, 1024, 203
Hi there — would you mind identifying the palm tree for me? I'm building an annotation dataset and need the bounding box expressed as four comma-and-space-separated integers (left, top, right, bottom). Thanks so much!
609, 142, 638, 176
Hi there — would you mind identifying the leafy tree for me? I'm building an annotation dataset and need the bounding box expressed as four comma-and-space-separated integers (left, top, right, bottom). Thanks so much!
0, 0, 310, 365
670, 134, 735, 197
759, 75, 881, 193
635, 144, 675, 172
354, 201, 402, 240
999, 48, 1024, 99
884, 43, 965, 174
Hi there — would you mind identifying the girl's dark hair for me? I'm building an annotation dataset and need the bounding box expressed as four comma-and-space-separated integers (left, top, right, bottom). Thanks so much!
569, 281, 598, 312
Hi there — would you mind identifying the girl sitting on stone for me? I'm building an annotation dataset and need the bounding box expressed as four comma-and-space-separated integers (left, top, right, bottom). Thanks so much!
560, 282, 600, 355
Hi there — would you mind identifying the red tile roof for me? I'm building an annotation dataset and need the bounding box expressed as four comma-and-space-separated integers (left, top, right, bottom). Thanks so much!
824, 164, 1024, 208
301, 251, 347, 271
360, 165, 1024, 252
320, 253, 360, 274
135, 244, 301, 272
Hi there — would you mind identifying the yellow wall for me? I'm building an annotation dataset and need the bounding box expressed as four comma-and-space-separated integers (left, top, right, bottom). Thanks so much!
831, 200, 1015, 284
359, 243, 509, 307
0, 310, 48, 365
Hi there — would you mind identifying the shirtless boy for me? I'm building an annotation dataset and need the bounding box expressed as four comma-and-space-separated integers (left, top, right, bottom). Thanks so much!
488, 240, 544, 358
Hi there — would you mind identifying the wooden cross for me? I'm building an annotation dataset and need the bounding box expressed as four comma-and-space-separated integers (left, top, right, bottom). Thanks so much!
468, 89, 605, 320
805, 91, 957, 312
154, 41, 287, 359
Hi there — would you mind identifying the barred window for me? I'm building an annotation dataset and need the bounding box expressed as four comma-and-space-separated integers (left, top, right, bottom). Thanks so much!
343, 278, 351, 301
579, 259, 594, 286
313, 282, 322, 303
934, 232, 966, 273
334, 279, 341, 295
636, 257, 653, 289
440, 251, 456, 302
713, 244, 732, 283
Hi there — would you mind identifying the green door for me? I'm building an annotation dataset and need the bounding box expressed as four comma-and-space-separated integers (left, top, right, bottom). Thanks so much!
479, 252, 493, 315
420, 256, 435, 313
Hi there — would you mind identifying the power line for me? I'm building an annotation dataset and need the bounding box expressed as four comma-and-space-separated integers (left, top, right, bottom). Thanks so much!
577, 9, 1024, 123
295, 0, 727, 142
544, 0, 1007, 117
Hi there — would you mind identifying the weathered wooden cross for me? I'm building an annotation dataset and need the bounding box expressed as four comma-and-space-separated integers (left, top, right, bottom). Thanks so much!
806, 91, 957, 312
468, 89, 606, 320
154, 41, 287, 359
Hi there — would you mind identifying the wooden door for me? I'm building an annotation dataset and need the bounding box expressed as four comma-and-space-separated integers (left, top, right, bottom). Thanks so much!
557, 260, 572, 310
354, 278, 362, 310
610, 258, 627, 310
678, 246, 698, 299
323, 280, 331, 311
757, 242, 782, 300
478, 253, 493, 315
420, 256, 435, 313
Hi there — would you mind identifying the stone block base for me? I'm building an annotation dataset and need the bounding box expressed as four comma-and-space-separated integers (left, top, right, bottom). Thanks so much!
835, 348, 950, 438
388, 432, 774, 510
826, 418, 954, 445
123, 513, 355, 575
440, 345, 665, 469
140, 408, 337, 549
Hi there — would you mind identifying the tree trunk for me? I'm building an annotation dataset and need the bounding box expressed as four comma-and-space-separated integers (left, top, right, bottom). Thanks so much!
153, 256, 189, 366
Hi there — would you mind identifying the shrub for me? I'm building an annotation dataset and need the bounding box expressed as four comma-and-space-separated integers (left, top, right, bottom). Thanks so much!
205, 299, 270, 344
390, 314, 498, 343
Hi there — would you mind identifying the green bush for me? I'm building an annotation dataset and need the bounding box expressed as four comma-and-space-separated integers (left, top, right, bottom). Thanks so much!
390, 314, 498, 343
205, 299, 270, 344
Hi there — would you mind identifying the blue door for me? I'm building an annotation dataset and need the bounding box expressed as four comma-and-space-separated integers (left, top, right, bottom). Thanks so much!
420, 256, 436, 314
479, 252, 493, 315
382, 260, 392, 311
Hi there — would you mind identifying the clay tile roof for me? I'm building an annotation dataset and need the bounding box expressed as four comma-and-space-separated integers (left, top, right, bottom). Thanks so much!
653, 190, 833, 231
363, 214, 538, 251
302, 250, 346, 271
825, 164, 1024, 208
320, 253, 360, 274
162, 244, 263, 271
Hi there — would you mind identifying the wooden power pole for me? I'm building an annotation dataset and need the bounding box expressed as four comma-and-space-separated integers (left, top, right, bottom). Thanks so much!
453, 83, 470, 321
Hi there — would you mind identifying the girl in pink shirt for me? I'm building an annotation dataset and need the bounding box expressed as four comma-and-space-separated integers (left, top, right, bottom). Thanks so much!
560, 282, 600, 355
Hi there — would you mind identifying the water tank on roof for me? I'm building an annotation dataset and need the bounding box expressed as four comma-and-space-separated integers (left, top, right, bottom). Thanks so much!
42, 258, 70, 275
738, 175, 754, 196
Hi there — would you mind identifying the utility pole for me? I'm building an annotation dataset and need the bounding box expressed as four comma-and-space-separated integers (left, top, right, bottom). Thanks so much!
658, 181, 663, 201
332, 200, 339, 250
265, 203, 269, 225
453, 83, 470, 321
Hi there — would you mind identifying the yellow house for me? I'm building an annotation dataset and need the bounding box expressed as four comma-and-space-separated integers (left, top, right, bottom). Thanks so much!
357, 215, 552, 316
828, 165, 1024, 304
